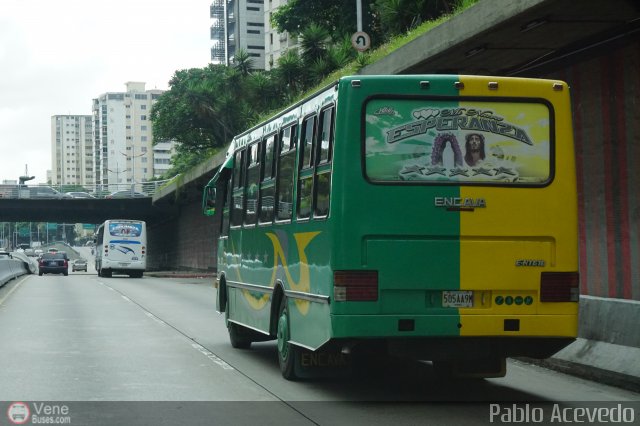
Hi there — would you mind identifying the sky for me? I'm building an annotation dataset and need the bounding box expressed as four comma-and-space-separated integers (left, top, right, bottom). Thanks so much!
0, 0, 212, 184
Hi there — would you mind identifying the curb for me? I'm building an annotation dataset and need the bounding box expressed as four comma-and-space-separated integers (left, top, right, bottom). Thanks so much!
520, 337, 640, 393
145, 272, 215, 279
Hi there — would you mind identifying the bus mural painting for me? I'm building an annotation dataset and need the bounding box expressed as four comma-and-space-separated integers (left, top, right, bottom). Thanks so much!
204, 75, 579, 381
375, 101, 547, 183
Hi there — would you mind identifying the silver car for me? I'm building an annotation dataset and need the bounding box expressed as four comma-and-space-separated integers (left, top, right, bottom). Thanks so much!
72, 258, 88, 272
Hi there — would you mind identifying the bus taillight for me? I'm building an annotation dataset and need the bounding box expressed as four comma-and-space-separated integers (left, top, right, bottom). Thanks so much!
333, 271, 378, 302
540, 272, 579, 302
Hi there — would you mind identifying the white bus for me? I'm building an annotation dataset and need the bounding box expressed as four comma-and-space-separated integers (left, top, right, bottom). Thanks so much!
94, 219, 147, 278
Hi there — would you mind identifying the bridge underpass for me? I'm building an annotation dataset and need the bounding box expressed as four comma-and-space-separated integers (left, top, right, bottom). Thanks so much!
0, 198, 177, 224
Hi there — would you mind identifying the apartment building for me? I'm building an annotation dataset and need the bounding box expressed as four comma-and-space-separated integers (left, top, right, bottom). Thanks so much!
152, 141, 176, 177
50, 115, 94, 186
210, 0, 266, 69
92, 82, 165, 189
263, 0, 297, 70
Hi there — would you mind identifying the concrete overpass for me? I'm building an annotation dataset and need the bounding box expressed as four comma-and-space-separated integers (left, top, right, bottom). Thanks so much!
0, 198, 176, 224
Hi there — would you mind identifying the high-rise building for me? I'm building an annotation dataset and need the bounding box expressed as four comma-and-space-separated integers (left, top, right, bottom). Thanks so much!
92, 82, 164, 190
152, 141, 176, 178
210, 0, 266, 69
50, 115, 94, 187
264, 0, 297, 70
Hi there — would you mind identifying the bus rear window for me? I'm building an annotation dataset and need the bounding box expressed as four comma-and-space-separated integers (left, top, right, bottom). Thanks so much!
109, 222, 142, 237
364, 98, 552, 185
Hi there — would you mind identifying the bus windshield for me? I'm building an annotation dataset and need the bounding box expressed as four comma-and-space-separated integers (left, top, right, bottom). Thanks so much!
364, 98, 552, 185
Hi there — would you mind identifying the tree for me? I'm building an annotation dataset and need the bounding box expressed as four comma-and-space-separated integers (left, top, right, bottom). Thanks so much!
233, 48, 254, 77
151, 64, 247, 153
271, 0, 377, 41
275, 49, 305, 94
372, 0, 458, 37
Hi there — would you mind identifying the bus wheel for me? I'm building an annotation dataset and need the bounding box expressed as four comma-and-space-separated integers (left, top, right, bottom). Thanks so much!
277, 297, 299, 380
225, 298, 251, 349
102, 269, 112, 278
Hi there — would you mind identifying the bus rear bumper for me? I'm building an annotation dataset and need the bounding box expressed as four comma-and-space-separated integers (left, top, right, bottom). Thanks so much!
331, 314, 577, 359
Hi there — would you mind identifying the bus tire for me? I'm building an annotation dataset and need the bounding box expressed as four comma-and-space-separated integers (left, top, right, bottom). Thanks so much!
225, 298, 252, 349
277, 297, 299, 380
102, 269, 112, 278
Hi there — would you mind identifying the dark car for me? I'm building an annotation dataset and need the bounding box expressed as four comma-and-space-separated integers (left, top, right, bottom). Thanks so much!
38, 253, 68, 276
72, 258, 87, 272
22, 186, 72, 199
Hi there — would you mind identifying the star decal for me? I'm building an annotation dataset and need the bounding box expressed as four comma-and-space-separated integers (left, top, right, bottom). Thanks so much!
494, 167, 516, 176
472, 167, 493, 176
400, 165, 425, 175
449, 168, 469, 177
424, 166, 447, 176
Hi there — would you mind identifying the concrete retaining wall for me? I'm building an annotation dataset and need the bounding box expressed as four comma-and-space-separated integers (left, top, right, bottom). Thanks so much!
146, 202, 217, 272
578, 296, 640, 348
0, 256, 31, 287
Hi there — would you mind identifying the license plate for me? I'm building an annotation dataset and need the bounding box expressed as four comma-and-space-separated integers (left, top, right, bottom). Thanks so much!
119, 262, 130, 266
132, 256, 139, 260
48, 262, 57, 266
442, 291, 474, 308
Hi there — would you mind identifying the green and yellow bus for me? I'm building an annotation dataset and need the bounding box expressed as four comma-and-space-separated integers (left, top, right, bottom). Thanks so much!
203, 75, 579, 380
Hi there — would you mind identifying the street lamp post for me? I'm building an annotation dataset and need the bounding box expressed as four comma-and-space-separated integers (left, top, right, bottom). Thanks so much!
105, 165, 130, 192
121, 148, 146, 195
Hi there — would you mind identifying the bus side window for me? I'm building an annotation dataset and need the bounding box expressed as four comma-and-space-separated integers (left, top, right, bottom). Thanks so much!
314, 106, 334, 217
259, 134, 276, 223
231, 149, 245, 227
276, 125, 297, 221
298, 115, 316, 219
300, 116, 315, 168
317, 106, 333, 164
245, 142, 260, 226
221, 177, 232, 236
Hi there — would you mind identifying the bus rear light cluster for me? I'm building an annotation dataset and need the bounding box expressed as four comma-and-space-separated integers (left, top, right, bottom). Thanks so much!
540, 272, 579, 302
333, 271, 378, 302
104, 244, 109, 257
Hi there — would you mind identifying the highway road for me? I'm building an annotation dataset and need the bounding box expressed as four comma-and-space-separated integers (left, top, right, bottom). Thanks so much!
0, 247, 637, 425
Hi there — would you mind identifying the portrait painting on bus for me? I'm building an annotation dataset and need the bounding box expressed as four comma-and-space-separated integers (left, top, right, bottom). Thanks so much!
365, 99, 552, 184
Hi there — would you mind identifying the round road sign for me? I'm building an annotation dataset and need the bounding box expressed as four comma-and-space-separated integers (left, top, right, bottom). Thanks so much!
351, 31, 371, 52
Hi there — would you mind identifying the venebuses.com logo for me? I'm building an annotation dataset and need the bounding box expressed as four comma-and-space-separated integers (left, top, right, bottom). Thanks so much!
6, 402, 71, 424
7, 402, 30, 425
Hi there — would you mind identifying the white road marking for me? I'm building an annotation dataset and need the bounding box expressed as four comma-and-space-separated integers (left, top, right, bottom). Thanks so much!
144, 311, 166, 326
191, 343, 235, 370
0, 275, 31, 306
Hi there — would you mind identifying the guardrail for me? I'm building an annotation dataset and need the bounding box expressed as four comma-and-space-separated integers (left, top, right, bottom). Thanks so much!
0, 177, 178, 200
0, 252, 33, 288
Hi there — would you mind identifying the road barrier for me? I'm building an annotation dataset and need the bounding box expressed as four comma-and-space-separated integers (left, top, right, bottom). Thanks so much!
0, 253, 34, 287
